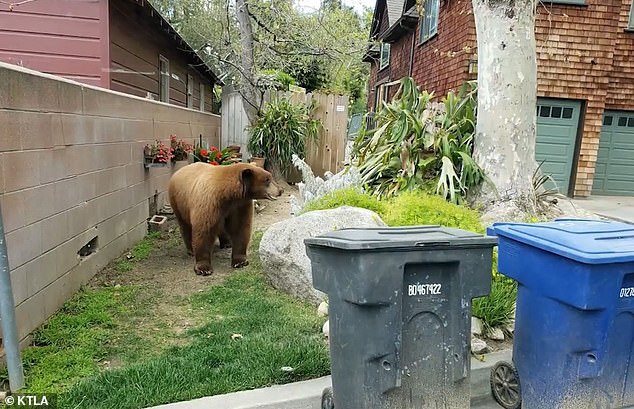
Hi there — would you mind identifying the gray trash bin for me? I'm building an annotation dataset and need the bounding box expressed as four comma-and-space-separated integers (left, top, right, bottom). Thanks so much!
304, 225, 497, 409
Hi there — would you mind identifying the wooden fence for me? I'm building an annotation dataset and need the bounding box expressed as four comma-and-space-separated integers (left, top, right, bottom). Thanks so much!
221, 86, 349, 178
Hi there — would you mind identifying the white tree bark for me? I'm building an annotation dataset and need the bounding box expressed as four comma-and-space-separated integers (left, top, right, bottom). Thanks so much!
471, 0, 539, 204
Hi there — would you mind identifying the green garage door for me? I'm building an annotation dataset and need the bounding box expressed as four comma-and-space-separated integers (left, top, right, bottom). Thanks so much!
592, 111, 634, 196
535, 98, 582, 194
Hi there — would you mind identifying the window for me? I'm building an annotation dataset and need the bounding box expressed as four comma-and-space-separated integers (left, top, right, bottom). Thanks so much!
629, 0, 634, 30
187, 74, 194, 108
379, 42, 390, 70
159, 55, 170, 103
200, 83, 205, 111
419, 0, 439, 44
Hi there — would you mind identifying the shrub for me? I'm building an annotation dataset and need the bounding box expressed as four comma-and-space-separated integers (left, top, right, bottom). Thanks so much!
382, 190, 484, 233
352, 77, 485, 203
300, 188, 385, 215
247, 96, 321, 177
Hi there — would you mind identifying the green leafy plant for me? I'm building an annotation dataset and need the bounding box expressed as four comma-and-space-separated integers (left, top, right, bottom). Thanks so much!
247, 96, 321, 177
381, 190, 485, 233
300, 188, 386, 215
472, 277, 517, 334
352, 77, 485, 203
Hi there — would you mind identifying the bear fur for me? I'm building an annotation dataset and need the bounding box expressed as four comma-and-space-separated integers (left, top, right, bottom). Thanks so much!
167, 162, 282, 276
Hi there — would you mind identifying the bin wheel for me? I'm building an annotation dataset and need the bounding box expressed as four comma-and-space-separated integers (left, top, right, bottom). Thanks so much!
321, 387, 334, 409
490, 361, 521, 409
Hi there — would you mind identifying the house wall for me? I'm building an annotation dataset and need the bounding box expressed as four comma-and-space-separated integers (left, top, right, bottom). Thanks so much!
534, 0, 629, 197
0, 0, 110, 88
366, 0, 634, 197
108, 0, 214, 112
410, 0, 477, 98
0, 62, 220, 344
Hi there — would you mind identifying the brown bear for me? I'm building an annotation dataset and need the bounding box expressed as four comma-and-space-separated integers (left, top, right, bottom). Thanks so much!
167, 162, 282, 276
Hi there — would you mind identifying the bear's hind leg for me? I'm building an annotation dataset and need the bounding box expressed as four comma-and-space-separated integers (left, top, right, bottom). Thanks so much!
192, 225, 216, 276
218, 227, 232, 249
178, 220, 193, 256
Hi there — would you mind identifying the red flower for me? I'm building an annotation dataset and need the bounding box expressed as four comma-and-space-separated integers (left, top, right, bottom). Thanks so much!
200, 149, 209, 157
210, 161, 219, 165
216, 151, 222, 159
211, 147, 218, 152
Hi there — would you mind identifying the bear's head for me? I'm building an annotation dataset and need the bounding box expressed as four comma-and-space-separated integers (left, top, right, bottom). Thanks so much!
240, 165, 283, 200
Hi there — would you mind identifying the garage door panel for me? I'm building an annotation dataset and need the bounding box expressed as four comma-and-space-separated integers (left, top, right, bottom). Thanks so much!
593, 110, 634, 196
536, 98, 581, 194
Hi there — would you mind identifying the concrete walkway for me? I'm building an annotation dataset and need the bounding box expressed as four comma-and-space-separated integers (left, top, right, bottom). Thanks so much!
571, 195, 634, 224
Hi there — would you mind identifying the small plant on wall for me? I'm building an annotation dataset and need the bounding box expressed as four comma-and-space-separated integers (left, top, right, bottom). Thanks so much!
143, 140, 173, 168
170, 135, 194, 162
247, 96, 321, 179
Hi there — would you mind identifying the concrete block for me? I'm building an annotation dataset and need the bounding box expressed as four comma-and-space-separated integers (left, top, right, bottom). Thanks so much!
83, 87, 154, 121
67, 202, 96, 238
52, 146, 69, 181
123, 120, 154, 145
56, 79, 84, 114
10, 264, 28, 306
75, 172, 97, 202
20, 183, 57, 227
0, 153, 4, 194
53, 177, 80, 213
126, 163, 147, 188
0, 190, 26, 233
61, 115, 98, 145
2, 150, 41, 192
39, 148, 57, 186
6, 221, 43, 270
26, 251, 58, 301
148, 215, 168, 233
14, 289, 46, 341
0, 64, 61, 113
41, 210, 69, 253
52, 115, 64, 147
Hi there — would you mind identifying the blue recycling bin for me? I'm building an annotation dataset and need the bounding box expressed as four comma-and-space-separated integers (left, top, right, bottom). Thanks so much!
487, 218, 634, 409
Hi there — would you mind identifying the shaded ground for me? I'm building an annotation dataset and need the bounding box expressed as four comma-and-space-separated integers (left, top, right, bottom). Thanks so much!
87, 185, 298, 368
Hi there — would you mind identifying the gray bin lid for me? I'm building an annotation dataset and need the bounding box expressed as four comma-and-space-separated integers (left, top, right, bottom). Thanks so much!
304, 225, 498, 251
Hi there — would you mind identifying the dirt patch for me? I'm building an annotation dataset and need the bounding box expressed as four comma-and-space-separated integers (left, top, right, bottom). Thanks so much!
85, 187, 297, 365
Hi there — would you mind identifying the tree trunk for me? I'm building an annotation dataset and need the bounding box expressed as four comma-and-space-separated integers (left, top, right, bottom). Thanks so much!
235, 0, 261, 125
471, 0, 539, 204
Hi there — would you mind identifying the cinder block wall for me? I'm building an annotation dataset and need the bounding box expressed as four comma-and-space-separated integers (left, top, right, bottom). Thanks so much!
0, 62, 220, 344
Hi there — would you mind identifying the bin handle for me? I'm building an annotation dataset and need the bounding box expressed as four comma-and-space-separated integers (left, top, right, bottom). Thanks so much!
415, 241, 451, 247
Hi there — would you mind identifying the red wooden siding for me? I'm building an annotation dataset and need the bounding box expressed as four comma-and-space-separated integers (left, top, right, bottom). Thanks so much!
0, 0, 109, 88
108, 0, 215, 112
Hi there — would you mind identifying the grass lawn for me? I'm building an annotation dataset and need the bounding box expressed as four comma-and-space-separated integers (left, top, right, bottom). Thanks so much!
2, 228, 330, 409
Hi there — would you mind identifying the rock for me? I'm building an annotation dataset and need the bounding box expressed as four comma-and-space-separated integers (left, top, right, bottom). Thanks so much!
471, 316, 483, 336
471, 336, 488, 354
488, 327, 505, 341
505, 319, 515, 334
317, 301, 329, 317
259, 206, 387, 304
323, 320, 330, 338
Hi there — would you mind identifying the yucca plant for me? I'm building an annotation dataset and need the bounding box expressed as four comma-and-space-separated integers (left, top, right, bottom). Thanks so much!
247, 96, 321, 178
352, 77, 485, 203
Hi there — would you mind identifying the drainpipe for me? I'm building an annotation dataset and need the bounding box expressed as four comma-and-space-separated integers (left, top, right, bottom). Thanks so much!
408, 23, 416, 76
0, 201, 25, 392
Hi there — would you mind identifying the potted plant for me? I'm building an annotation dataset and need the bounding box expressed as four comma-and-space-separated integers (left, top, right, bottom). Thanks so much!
143, 140, 173, 168
193, 141, 233, 166
170, 134, 194, 167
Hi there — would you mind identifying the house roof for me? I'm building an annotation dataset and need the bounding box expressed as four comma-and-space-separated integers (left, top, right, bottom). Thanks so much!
130, 0, 224, 86
366, 0, 417, 47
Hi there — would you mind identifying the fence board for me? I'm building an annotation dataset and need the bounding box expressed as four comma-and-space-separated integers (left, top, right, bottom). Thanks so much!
221, 88, 349, 178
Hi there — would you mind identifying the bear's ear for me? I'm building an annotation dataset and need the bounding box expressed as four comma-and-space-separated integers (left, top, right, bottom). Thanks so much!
241, 168, 254, 197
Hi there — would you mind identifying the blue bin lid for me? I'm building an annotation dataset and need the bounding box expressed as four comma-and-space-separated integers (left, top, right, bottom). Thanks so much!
304, 225, 497, 251
487, 218, 634, 264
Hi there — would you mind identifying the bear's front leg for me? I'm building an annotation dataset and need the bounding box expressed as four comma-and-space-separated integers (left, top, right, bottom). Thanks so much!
226, 205, 252, 269
192, 227, 215, 276
218, 228, 232, 249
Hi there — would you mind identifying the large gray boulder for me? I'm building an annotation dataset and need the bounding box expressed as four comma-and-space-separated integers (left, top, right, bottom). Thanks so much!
259, 206, 386, 304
